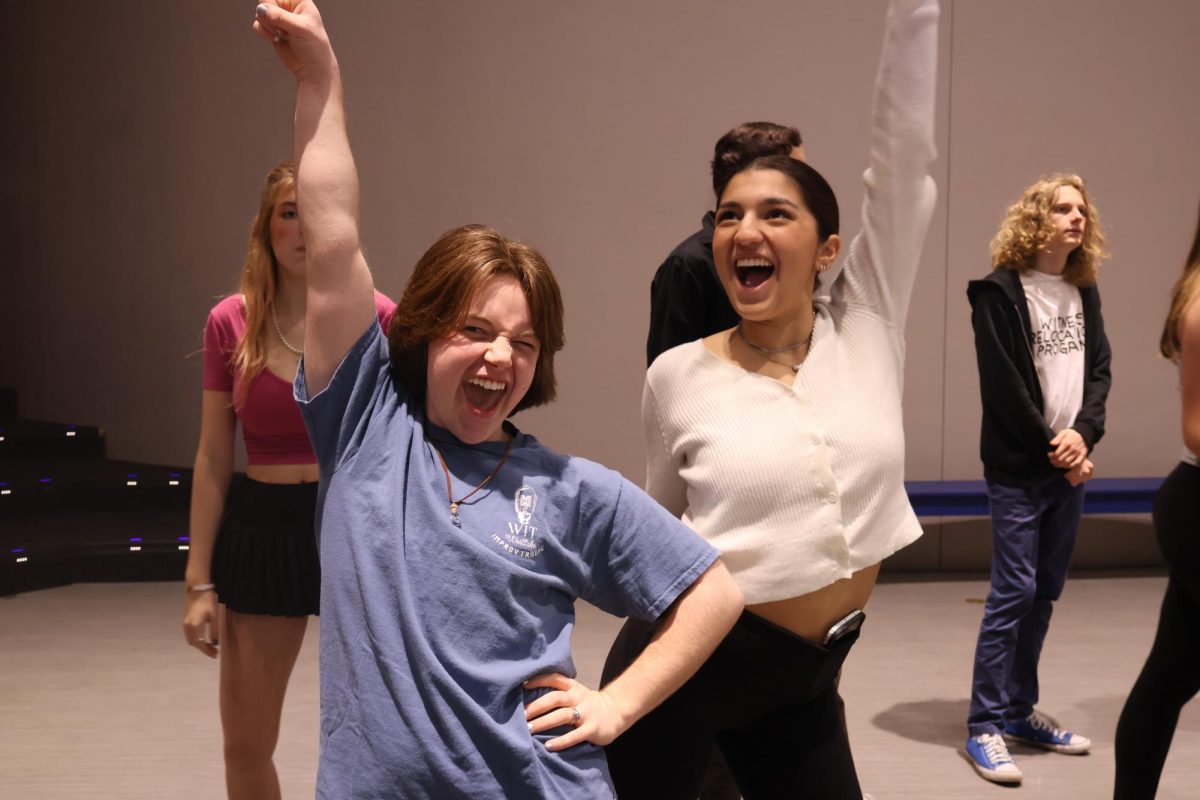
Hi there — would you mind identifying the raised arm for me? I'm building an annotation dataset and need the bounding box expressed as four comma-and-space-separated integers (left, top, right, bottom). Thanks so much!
254, 1, 375, 394
837, 0, 939, 326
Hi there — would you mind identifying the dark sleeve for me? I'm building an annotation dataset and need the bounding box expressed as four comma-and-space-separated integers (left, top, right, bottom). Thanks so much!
1073, 292, 1111, 451
971, 291, 1055, 454
647, 253, 715, 367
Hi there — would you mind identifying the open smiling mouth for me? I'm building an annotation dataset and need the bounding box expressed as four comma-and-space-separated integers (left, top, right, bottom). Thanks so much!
735, 257, 775, 289
463, 376, 506, 414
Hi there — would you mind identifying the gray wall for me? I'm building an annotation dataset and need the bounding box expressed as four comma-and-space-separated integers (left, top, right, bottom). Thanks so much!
4, 1, 1198, 502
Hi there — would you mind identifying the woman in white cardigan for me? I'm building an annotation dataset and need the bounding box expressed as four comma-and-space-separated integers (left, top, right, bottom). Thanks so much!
602, 1, 939, 796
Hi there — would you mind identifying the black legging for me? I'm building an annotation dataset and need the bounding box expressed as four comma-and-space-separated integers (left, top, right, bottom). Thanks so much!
603, 610, 863, 800
1115, 462, 1200, 799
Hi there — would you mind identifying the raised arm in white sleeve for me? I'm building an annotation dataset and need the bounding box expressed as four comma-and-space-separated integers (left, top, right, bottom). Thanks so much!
835, 0, 940, 328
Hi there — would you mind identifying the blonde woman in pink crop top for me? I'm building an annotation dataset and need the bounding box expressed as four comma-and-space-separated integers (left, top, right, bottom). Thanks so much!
181, 161, 394, 800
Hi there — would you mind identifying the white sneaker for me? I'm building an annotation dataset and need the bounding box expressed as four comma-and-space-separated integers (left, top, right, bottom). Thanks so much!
965, 732, 1023, 784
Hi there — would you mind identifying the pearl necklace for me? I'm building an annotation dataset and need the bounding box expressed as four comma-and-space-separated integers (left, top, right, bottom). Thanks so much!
269, 301, 304, 355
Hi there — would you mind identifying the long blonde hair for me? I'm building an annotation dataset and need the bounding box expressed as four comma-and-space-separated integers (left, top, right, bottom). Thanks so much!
231, 161, 295, 406
990, 174, 1108, 286
1160, 201, 1200, 361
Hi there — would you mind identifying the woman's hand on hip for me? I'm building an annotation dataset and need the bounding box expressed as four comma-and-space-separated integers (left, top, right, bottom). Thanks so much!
523, 672, 629, 751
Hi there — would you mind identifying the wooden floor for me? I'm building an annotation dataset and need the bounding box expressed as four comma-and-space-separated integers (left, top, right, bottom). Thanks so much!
1, 574, 1196, 799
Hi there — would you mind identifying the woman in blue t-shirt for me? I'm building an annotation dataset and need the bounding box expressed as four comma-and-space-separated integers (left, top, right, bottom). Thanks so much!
251, 3, 743, 797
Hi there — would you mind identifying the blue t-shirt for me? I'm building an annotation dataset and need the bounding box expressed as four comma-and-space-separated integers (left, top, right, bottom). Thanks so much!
296, 322, 718, 799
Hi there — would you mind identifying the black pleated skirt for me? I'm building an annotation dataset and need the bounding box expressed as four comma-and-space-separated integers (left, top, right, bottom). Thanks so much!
211, 475, 320, 617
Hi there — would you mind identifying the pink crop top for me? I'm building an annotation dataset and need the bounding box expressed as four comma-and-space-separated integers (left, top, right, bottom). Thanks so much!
203, 292, 396, 465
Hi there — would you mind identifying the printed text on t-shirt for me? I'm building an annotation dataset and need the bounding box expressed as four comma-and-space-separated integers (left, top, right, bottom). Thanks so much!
489, 485, 545, 560
1033, 312, 1085, 357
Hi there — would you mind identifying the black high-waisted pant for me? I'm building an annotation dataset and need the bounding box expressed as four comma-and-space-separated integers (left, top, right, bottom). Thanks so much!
1115, 462, 1200, 799
602, 609, 863, 800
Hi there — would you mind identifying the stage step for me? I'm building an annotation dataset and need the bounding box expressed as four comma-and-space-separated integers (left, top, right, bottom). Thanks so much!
0, 386, 193, 595
0, 417, 106, 460
0, 387, 16, 420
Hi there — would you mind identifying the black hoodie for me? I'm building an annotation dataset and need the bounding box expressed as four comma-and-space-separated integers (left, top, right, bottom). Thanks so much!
967, 267, 1112, 487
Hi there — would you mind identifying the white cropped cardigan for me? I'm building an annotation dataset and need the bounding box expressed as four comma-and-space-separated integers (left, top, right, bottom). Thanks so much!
643, 0, 940, 604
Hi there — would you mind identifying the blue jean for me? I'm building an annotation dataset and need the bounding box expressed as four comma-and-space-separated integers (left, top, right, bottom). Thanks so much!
967, 474, 1085, 736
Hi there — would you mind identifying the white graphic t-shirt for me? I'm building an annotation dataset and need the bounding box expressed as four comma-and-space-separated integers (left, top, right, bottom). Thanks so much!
1020, 269, 1085, 433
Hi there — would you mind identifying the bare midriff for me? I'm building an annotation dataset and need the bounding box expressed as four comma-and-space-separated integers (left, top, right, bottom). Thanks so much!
246, 462, 320, 484
746, 562, 882, 643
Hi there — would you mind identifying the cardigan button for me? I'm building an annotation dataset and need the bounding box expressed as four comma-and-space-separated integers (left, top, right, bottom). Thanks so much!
826, 493, 838, 505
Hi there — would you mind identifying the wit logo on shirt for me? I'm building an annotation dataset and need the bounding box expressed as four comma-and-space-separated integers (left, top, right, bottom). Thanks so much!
1033, 312, 1085, 357
490, 485, 545, 560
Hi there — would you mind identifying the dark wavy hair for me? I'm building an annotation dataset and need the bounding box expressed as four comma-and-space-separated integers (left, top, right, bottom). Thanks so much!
716, 155, 839, 241
710, 121, 803, 197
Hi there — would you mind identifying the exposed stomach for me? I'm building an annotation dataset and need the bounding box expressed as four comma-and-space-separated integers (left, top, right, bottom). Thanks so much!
246, 462, 320, 484
746, 562, 881, 643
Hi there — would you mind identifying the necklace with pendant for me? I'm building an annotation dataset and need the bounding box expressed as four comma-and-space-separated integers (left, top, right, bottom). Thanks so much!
431, 431, 515, 527
736, 320, 814, 373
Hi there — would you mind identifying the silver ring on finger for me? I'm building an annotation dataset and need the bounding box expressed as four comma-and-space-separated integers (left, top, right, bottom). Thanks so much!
569, 706, 581, 727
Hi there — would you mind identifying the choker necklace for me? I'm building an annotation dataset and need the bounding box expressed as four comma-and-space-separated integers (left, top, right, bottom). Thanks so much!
736, 321, 814, 373
431, 431, 516, 528
270, 301, 304, 355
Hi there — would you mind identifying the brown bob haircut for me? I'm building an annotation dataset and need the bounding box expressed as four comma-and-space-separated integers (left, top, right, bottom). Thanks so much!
388, 224, 565, 415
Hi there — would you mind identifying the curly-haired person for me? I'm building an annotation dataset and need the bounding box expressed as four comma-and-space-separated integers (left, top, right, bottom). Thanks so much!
963, 174, 1112, 785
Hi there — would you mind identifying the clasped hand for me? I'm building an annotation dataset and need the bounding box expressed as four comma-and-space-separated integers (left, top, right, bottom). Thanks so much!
523, 673, 628, 752
1065, 457, 1095, 487
1048, 428, 1087, 469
